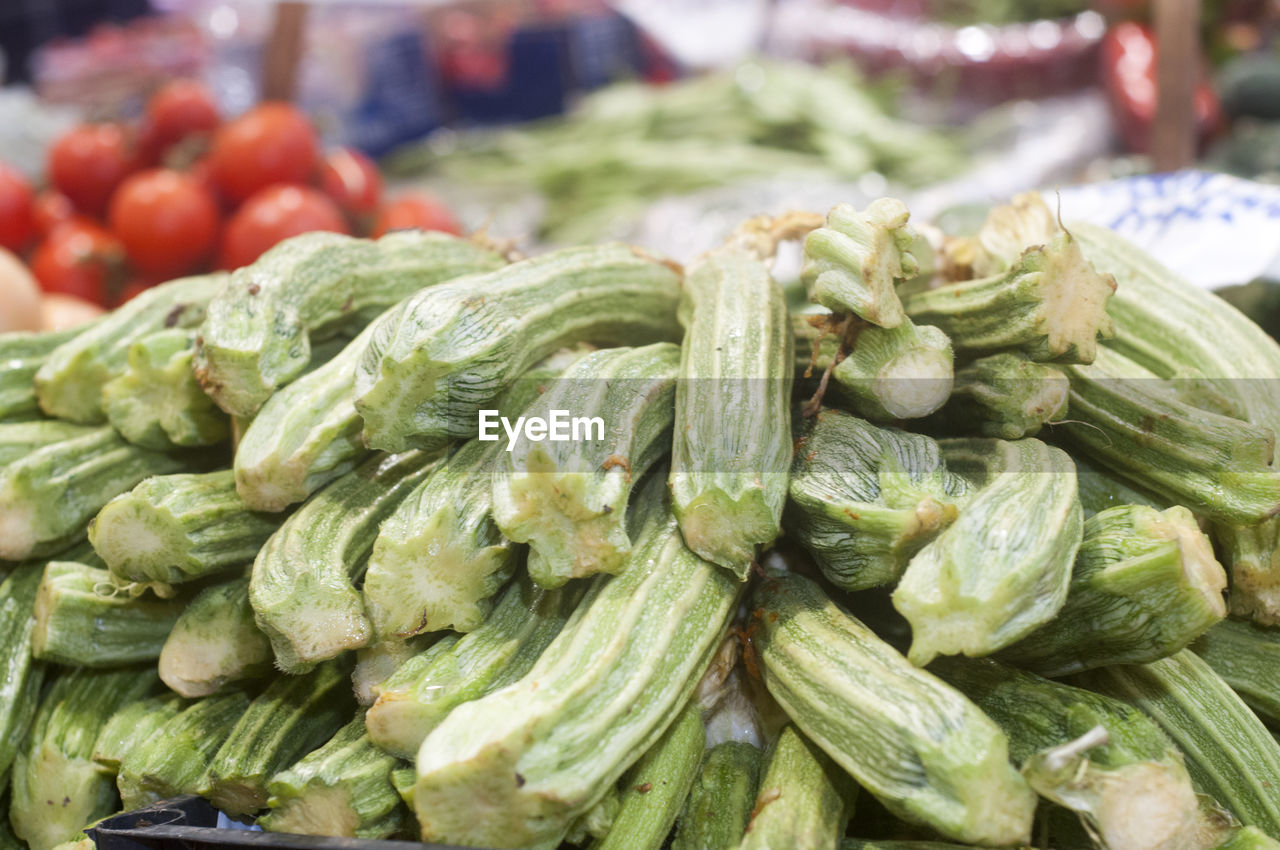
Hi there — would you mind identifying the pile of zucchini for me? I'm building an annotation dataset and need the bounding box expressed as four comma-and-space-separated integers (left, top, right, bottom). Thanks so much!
4, 193, 1280, 850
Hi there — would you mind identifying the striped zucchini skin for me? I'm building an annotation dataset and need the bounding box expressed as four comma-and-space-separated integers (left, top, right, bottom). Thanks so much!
930, 352, 1068, 439
117, 689, 251, 811
11, 666, 158, 850
801, 198, 916, 327
367, 574, 583, 758
672, 741, 763, 850
202, 659, 355, 815
0, 327, 87, 422
753, 572, 1036, 845
591, 700, 705, 850
0, 568, 45, 790
1078, 650, 1280, 835
1073, 456, 1166, 518
893, 437, 1082, 665
669, 247, 793, 578
736, 725, 854, 850
0, 425, 189, 561
261, 714, 409, 839
411, 489, 741, 848
1194, 619, 1280, 725
355, 243, 683, 453
786, 409, 970, 591
492, 343, 680, 587
999, 505, 1226, 676
195, 230, 505, 418
35, 273, 225, 423
0, 421, 97, 472
250, 450, 442, 673
92, 693, 184, 774
830, 319, 954, 421
159, 575, 273, 698
1218, 828, 1280, 850
1059, 347, 1280, 525
91, 470, 282, 587
1219, 521, 1280, 626
102, 329, 228, 449
31, 561, 185, 667
352, 632, 441, 707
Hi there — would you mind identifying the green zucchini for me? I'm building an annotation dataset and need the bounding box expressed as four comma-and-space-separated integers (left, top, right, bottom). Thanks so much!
159, 575, 272, 698
0, 568, 45, 791
492, 342, 680, 587
260, 714, 409, 839
830, 319, 954, 421
92, 693, 184, 775
0, 425, 189, 561
1073, 456, 1167, 517
736, 725, 854, 850
35, 272, 225, 423
591, 700, 705, 850
352, 633, 440, 707
753, 571, 1036, 845
367, 574, 585, 758
355, 243, 682, 453
249, 450, 441, 673
928, 352, 1068, 439
1219, 519, 1280, 626
673, 741, 763, 850
201, 659, 355, 815
801, 198, 917, 327
1217, 828, 1280, 850
999, 504, 1227, 676
785, 408, 970, 591
1193, 618, 1280, 726
0, 326, 89, 422
892, 437, 1082, 665
31, 561, 185, 667
91, 469, 282, 589
11, 666, 158, 850
101, 328, 228, 449
0, 421, 98, 467
195, 230, 505, 417
669, 246, 793, 577
1078, 650, 1280, 834
411, 482, 741, 848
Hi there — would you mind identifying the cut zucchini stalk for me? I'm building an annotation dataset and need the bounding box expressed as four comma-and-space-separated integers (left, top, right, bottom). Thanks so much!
801, 198, 917, 327
831, 319, 954, 421
928, 352, 1068, 439
159, 574, 273, 698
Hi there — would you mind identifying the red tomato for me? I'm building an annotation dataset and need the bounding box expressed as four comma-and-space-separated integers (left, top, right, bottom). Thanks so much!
208, 103, 319, 204
372, 194, 461, 238
30, 221, 125, 306
31, 190, 76, 237
47, 123, 136, 216
319, 147, 383, 218
0, 163, 34, 253
108, 169, 220, 277
219, 184, 348, 269
137, 79, 220, 165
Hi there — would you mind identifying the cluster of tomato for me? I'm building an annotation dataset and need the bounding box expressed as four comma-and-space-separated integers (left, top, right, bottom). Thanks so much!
0, 80, 461, 312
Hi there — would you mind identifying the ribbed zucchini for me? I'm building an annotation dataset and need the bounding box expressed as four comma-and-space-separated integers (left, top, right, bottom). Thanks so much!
785, 408, 970, 591
929, 352, 1068, 439
492, 342, 679, 586
11, 666, 158, 850
92, 693, 184, 775
102, 328, 228, 449
355, 243, 682, 453
1194, 618, 1280, 726
202, 659, 354, 815
411, 485, 741, 848
0, 421, 97, 467
830, 319, 954, 421
673, 740, 763, 850
1073, 455, 1166, 517
35, 272, 225, 423
158, 574, 272, 698
591, 700, 705, 850
753, 571, 1036, 845
737, 724, 854, 850
801, 198, 916, 327
1218, 520, 1280, 626
116, 689, 251, 810
367, 573, 582, 758
0, 327, 87, 422
352, 633, 440, 707
250, 449, 441, 673
91, 469, 282, 588
1000, 504, 1226, 676
669, 246, 793, 577
31, 561, 185, 667
260, 714, 409, 839
195, 230, 505, 417
0, 425, 189, 561
1078, 650, 1280, 834
893, 437, 1082, 665
0, 568, 45, 790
